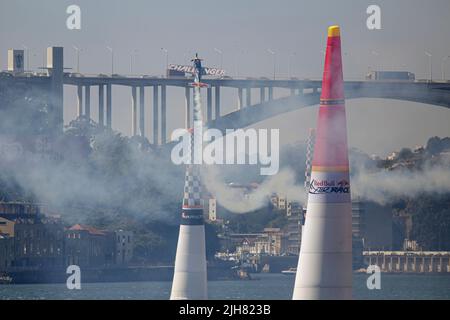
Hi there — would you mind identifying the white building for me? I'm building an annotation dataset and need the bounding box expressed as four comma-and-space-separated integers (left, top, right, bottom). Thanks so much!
115, 230, 133, 265
208, 198, 217, 222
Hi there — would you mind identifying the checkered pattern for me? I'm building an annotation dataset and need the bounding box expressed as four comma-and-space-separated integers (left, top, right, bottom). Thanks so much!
181, 86, 206, 208
183, 164, 203, 207
304, 128, 316, 192
182, 129, 203, 208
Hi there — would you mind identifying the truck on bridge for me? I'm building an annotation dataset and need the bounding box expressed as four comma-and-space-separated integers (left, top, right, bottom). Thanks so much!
366, 71, 415, 81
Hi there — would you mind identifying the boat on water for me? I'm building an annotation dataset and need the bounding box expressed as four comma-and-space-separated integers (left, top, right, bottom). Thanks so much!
0, 273, 13, 284
281, 268, 297, 275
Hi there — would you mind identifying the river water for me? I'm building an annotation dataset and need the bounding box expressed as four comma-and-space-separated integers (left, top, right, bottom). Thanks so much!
1, 274, 449, 300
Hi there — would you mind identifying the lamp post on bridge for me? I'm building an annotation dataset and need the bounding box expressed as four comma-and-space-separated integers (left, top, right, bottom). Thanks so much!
106, 46, 115, 75
441, 55, 450, 81
73, 45, 82, 74
234, 48, 247, 78
214, 48, 223, 70
288, 52, 296, 79
161, 48, 169, 78
267, 49, 276, 80
425, 51, 433, 82
370, 50, 380, 71
130, 49, 138, 75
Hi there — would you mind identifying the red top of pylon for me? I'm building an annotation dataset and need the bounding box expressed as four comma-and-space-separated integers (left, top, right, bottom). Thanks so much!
321, 26, 344, 102
312, 26, 349, 171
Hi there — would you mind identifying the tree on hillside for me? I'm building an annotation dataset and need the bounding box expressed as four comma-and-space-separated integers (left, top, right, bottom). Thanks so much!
408, 194, 450, 251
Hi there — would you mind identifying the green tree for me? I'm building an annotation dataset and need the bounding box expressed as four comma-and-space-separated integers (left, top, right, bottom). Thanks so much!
408, 194, 450, 251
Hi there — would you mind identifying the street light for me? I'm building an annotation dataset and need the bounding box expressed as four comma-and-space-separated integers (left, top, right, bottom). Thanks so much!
214, 48, 223, 69
288, 52, 296, 79
161, 48, 169, 77
425, 51, 433, 82
130, 49, 138, 75
370, 50, 380, 70
106, 46, 114, 75
267, 49, 276, 80
73, 45, 82, 73
441, 55, 450, 81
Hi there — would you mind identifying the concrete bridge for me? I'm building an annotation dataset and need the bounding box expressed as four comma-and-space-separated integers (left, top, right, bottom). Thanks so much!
2, 47, 450, 143
364, 251, 450, 273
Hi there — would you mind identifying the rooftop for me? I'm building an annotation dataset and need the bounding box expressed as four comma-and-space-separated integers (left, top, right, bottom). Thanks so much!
69, 224, 106, 236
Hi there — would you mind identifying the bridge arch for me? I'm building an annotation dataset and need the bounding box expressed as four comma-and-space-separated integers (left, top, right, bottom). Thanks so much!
209, 87, 450, 133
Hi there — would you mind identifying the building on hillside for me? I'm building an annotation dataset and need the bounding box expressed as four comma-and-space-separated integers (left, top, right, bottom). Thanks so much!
352, 201, 366, 239
207, 198, 217, 222
0, 217, 15, 237
0, 202, 44, 223
0, 234, 14, 271
65, 224, 115, 267
115, 230, 134, 265
285, 215, 302, 255
256, 228, 287, 256
13, 220, 65, 268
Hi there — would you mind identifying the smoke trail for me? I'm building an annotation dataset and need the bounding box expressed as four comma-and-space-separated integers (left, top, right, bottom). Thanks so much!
351, 165, 450, 205
193, 87, 203, 124
201, 165, 306, 214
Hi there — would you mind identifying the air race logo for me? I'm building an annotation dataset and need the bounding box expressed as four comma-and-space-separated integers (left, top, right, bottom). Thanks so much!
309, 179, 350, 195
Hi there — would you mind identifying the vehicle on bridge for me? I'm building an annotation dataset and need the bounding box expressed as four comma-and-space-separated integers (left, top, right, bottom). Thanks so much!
366, 70, 415, 81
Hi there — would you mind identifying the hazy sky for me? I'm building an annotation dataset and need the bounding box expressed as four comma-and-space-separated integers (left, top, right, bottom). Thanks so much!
1, 0, 450, 156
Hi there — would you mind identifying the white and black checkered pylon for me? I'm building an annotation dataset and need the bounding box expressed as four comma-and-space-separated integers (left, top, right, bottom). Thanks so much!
304, 128, 316, 193
182, 127, 204, 209
183, 164, 203, 208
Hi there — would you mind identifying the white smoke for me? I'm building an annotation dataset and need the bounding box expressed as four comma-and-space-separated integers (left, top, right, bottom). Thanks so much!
351, 165, 450, 205
201, 165, 306, 214
201, 140, 450, 213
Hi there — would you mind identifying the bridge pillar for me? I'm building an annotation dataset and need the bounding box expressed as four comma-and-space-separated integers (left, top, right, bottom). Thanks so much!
131, 86, 137, 136
290, 88, 296, 96
268, 87, 274, 101
85, 86, 91, 119
161, 85, 167, 144
238, 87, 243, 109
207, 87, 212, 122
260, 87, 266, 103
98, 85, 105, 126
246, 88, 252, 107
153, 85, 159, 145
106, 84, 112, 129
77, 85, 83, 118
139, 86, 145, 137
215, 86, 221, 119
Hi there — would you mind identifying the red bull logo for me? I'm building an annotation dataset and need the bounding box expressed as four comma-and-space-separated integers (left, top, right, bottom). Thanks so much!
309, 179, 350, 195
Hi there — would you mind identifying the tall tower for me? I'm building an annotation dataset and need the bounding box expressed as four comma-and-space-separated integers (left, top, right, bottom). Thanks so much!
47, 47, 64, 135
293, 26, 352, 300
170, 86, 208, 300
